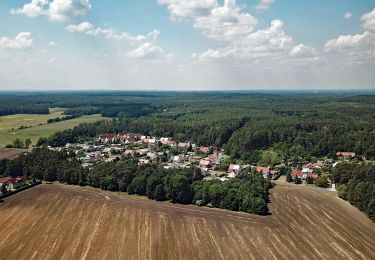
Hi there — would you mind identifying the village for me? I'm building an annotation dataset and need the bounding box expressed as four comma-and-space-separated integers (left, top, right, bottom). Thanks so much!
42, 132, 358, 190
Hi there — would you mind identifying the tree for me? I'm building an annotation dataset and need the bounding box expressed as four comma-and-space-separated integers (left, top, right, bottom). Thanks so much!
12, 138, 24, 148
170, 174, 193, 204
154, 184, 166, 201
25, 138, 32, 149
306, 175, 314, 184
315, 175, 330, 188
294, 176, 301, 184
367, 199, 375, 222
1, 183, 8, 195
286, 172, 293, 182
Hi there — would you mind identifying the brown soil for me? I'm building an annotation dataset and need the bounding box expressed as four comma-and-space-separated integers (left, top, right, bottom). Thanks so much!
0, 148, 28, 160
0, 183, 374, 260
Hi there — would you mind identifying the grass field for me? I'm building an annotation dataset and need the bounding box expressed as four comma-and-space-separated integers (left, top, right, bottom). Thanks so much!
0, 183, 373, 260
0, 109, 108, 148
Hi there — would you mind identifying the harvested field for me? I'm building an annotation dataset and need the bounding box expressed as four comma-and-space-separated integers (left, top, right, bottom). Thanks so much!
0, 148, 28, 160
0, 184, 374, 260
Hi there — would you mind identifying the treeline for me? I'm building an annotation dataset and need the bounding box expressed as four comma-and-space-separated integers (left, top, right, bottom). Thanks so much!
0, 148, 272, 215
0, 106, 49, 116
224, 117, 375, 161
332, 163, 375, 221
47, 113, 81, 124
41, 114, 250, 148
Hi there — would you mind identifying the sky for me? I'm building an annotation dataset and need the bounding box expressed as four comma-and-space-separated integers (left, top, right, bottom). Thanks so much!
0, 0, 375, 90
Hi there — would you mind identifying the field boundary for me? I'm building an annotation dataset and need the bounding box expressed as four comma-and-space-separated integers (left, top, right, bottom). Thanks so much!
0, 181, 42, 200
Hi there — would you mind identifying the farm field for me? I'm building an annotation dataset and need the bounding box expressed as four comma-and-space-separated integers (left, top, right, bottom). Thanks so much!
0, 109, 108, 147
0, 184, 373, 260
0, 148, 28, 160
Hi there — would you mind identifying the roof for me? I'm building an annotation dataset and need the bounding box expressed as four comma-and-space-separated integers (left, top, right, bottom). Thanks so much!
228, 164, 241, 172
0, 177, 12, 184
257, 167, 270, 174
199, 146, 209, 153
336, 152, 356, 157
291, 170, 304, 178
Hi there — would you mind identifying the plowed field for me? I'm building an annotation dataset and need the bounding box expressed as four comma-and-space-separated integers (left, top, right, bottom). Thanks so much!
0, 183, 374, 260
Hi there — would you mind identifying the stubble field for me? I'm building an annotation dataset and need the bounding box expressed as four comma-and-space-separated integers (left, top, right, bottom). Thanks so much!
0, 183, 374, 260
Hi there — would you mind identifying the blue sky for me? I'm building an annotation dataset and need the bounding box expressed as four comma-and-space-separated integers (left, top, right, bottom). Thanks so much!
0, 0, 374, 90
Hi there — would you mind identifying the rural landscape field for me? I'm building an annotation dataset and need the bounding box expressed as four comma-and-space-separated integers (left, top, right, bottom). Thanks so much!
1, 0, 375, 259
0, 183, 374, 260
0, 108, 107, 148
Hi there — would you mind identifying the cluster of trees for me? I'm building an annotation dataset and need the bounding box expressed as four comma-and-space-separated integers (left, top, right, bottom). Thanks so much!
0, 148, 272, 215
192, 173, 272, 214
333, 163, 375, 221
6, 138, 32, 149
47, 113, 81, 124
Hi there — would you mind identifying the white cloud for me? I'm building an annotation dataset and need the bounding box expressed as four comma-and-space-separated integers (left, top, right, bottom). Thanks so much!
66, 22, 160, 42
127, 42, 174, 61
0, 32, 33, 49
325, 8, 375, 64
10, 0, 91, 21
194, 0, 258, 41
361, 8, 375, 31
195, 19, 318, 63
344, 12, 352, 19
48, 41, 58, 46
255, 0, 275, 10
157, 0, 217, 20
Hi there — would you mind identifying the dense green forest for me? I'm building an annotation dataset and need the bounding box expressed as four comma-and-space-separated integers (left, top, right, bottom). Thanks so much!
13, 91, 372, 161
333, 163, 375, 221
0, 148, 272, 215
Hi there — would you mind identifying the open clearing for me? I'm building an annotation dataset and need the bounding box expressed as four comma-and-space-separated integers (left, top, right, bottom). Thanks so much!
0, 184, 374, 260
0, 108, 108, 147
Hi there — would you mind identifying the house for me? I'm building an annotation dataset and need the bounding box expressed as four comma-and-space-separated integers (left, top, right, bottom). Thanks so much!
302, 168, 314, 179
136, 149, 149, 156
199, 159, 212, 168
291, 170, 304, 179
172, 154, 185, 163
0, 176, 27, 191
336, 152, 356, 158
257, 166, 272, 178
0, 177, 12, 189
199, 146, 210, 154
86, 152, 101, 160
228, 164, 241, 175
178, 142, 191, 149
306, 173, 319, 183
147, 152, 158, 160
308, 161, 325, 169
124, 149, 135, 156
160, 138, 176, 147
138, 159, 150, 166
148, 138, 157, 145
117, 132, 128, 142
99, 133, 117, 143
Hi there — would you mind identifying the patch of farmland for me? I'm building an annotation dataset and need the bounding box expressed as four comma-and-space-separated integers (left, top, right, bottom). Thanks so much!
0, 184, 373, 260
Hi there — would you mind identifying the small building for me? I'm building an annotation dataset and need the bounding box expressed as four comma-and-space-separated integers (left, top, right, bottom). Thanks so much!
147, 152, 158, 160
199, 146, 210, 154
172, 154, 185, 163
199, 159, 212, 168
99, 133, 117, 143
228, 164, 241, 175
336, 152, 356, 158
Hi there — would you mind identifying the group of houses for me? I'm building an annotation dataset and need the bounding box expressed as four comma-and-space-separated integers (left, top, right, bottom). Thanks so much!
49, 131, 358, 186
0, 176, 27, 193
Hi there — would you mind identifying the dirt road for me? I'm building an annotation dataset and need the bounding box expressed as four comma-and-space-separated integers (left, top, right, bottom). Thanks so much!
0, 183, 374, 260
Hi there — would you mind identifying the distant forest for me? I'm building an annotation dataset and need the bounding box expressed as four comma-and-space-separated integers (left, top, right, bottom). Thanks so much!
1, 91, 371, 160
1, 91, 375, 160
